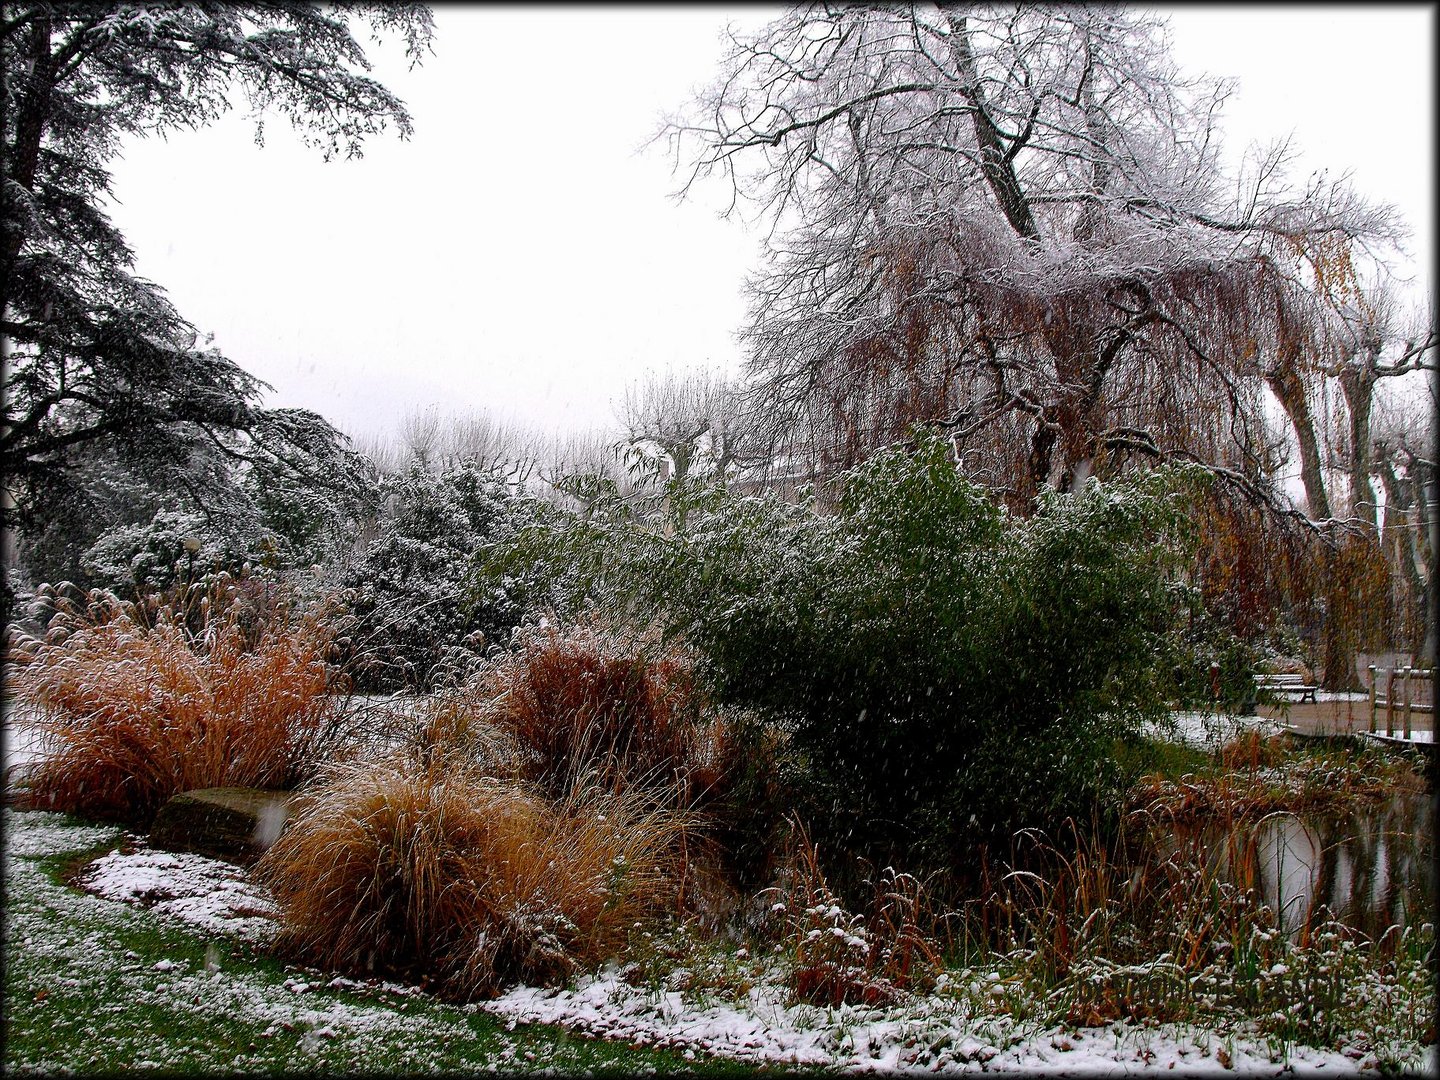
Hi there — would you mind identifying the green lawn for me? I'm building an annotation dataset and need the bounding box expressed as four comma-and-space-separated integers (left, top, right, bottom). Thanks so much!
1, 810, 793, 1076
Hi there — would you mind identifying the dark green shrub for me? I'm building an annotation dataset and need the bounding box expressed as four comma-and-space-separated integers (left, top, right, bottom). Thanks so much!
1162, 587, 1266, 708
481, 435, 1199, 889
341, 462, 539, 691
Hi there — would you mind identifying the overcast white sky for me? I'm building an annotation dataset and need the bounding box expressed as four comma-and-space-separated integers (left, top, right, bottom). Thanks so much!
104, 5, 1434, 447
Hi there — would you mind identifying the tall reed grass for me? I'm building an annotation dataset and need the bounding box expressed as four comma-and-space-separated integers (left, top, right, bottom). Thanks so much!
762, 817, 945, 1006
4, 582, 350, 823
955, 809, 1433, 1045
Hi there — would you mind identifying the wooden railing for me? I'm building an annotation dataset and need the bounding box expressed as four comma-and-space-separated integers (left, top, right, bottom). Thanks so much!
1367, 665, 1435, 738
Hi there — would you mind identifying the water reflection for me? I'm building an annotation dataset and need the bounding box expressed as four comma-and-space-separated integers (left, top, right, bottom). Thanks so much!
1166, 792, 1434, 940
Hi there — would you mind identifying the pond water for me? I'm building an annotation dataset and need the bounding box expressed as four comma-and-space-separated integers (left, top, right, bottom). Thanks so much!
1163, 791, 1434, 941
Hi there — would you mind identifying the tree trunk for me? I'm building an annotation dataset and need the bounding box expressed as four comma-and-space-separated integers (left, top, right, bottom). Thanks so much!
1, 15, 55, 321
1337, 361, 1379, 530
1375, 453, 1429, 657
1266, 365, 1332, 520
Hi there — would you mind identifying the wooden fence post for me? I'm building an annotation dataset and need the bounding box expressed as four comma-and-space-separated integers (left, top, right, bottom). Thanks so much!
1368, 665, 1377, 734
1385, 668, 1396, 737
1402, 666, 1413, 740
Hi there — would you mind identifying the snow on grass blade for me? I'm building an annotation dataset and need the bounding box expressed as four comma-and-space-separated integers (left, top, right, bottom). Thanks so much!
6, 807, 1432, 1074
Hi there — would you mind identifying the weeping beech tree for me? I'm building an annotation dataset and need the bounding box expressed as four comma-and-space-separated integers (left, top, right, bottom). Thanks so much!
662, 4, 1408, 519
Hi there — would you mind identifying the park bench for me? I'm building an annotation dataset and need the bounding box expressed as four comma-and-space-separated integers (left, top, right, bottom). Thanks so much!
1254, 672, 1318, 703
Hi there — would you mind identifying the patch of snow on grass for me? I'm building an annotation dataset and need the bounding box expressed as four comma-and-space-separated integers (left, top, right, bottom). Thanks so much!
2, 808, 517, 1073
3, 809, 119, 857
481, 969, 1380, 1073
80, 847, 279, 945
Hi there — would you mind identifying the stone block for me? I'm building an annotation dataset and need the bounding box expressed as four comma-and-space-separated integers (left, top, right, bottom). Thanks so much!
149, 786, 293, 865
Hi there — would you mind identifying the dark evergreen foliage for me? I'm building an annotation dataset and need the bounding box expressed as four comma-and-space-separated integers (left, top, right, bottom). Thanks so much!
1, 3, 433, 614
340, 461, 536, 692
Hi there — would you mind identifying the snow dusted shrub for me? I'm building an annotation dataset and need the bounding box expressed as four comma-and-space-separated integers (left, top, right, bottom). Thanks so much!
4, 582, 350, 824
79, 508, 259, 597
256, 749, 692, 999
664, 435, 1193, 884
340, 462, 538, 692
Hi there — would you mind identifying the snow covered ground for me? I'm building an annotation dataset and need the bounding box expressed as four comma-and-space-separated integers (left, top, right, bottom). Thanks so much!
478, 968, 1402, 1073
5, 699, 1432, 1074
1148, 710, 1284, 748
1159, 705, 1436, 748
6, 808, 1419, 1075
4, 812, 538, 1074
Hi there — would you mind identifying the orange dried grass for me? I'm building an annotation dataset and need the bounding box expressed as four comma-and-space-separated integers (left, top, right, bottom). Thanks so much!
5, 585, 347, 823
256, 750, 692, 998
476, 623, 734, 800
1219, 730, 1287, 772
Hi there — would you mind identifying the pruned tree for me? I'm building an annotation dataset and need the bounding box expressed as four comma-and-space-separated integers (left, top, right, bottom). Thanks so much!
348, 428, 406, 478
1, 3, 433, 608
617, 366, 760, 485
386, 405, 542, 485
1370, 384, 1438, 662
442, 410, 542, 484
1324, 289, 1436, 531
661, 4, 1406, 521
1269, 283, 1438, 672
397, 405, 445, 471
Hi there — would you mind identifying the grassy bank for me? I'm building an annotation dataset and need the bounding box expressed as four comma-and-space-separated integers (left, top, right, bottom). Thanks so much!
4, 797, 1433, 1075
1, 811, 776, 1076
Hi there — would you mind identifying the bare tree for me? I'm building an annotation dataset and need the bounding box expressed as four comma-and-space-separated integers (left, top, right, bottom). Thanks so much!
536, 425, 638, 509
398, 406, 444, 471
392, 406, 541, 485
617, 367, 762, 485
1370, 382, 1438, 662
661, 4, 1405, 518
348, 428, 405, 477
438, 410, 542, 484
1327, 291, 1436, 530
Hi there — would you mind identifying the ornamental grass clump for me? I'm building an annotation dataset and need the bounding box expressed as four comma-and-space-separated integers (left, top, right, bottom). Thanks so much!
476, 622, 735, 802
4, 582, 349, 824
256, 748, 693, 999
